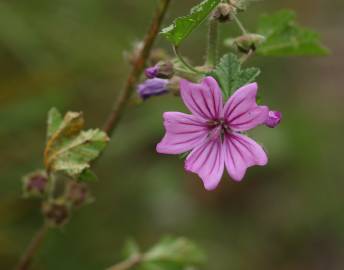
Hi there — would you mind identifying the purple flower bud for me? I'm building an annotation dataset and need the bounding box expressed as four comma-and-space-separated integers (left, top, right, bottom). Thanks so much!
66, 181, 92, 208
265, 111, 282, 128
42, 200, 70, 227
137, 78, 169, 100
22, 171, 48, 198
145, 61, 174, 79
145, 66, 159, 78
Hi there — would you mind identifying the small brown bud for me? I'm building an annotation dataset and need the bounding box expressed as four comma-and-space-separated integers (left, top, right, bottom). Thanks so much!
225, 34, 266, 53
42, 200, 70, 227
213, 3, 235, 22
22, 171, 48, 198
65, 181, 92, 208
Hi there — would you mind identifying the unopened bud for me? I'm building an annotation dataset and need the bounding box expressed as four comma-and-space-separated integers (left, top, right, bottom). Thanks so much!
66, 181, 92, 208
145, 61, 174, 79
22, 171, 48, 198
265, 111, 282, 128
213, 3, 235, 23
42, 200, 70, 227
137, 78, 169, 100
225, 34, 266, 53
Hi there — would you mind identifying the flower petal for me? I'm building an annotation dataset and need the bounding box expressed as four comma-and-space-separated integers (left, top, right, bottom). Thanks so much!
180, 76, 223, 120
156, 112, 208, 155
223, 133, 268, 181
223, 83, 268, 131
185, 137, 224, 190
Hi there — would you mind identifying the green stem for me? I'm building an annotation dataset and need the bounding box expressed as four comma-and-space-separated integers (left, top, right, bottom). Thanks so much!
232, 13, 248, 35
206, 18, 219, 67
240, 48, 254, 64
172, 46, 203, 75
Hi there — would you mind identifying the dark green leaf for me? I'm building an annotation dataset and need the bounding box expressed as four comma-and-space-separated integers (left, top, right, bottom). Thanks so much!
79, 169, 98, 182
208, 53, 260, 99
256, 10, 329, 56
161, 0, 221, 46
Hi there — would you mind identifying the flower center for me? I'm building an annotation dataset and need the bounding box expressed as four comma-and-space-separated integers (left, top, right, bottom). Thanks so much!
207, 119, 230, 140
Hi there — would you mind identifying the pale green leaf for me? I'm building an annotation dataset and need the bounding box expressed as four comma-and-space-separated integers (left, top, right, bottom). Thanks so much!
256, 10, 329, 56
208, 53, 260, 99
144, 237, 206, 266
44, 110, 109, 178
161, 0, 221, 46
122, 239, 141, 260
47, 107, 63, 139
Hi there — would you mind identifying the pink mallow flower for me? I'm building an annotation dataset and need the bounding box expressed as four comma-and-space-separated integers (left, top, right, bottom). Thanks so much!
156, 76, 270, 190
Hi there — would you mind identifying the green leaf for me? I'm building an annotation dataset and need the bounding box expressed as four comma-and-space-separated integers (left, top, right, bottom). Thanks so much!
122, 238, 141, 260
161, 0, 221, 46
47, 107, 63, 139
78, 169, 98, 182
256, 10, 329, 56
208, 53, 260, 99
44, 109, 109, 178
143, 237, 206, 266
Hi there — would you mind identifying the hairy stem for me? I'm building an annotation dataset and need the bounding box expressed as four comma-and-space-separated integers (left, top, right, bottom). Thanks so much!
232, 13, 248, 35
240, 49, 254, 64
106, 254, 142, 270
173, 46, 203, 75
206, 18, 218, 67
103, 0, 172, 136
15, 223, 49, 270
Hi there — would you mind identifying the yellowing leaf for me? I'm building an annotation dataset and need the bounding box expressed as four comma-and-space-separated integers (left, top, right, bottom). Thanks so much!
44, 108, 109, 178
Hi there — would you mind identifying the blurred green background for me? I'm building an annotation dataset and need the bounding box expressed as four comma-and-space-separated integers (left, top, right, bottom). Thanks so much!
1, 0, 343, 269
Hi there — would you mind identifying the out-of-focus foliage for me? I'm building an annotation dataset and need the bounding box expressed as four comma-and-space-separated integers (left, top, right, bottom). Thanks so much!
0, 0, 343, 270
256, 10, 330, 56
118, 237, 206, 270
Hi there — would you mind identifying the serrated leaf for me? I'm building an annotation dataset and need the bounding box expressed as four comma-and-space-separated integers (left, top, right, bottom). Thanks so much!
256, 10, 329, 56
161, 0, 221, 46
143, 237, 206, 266
44, 110, 109, 178
47, 107, 63, 139
208, 53, 260, 99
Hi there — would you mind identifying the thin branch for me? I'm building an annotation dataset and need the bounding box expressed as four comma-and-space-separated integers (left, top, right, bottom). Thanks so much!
232, 13, 248, 35
103, 0, 172, 136
240, 49, 254, 64
173, 46, 203, 75
15, 223, 50, 270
